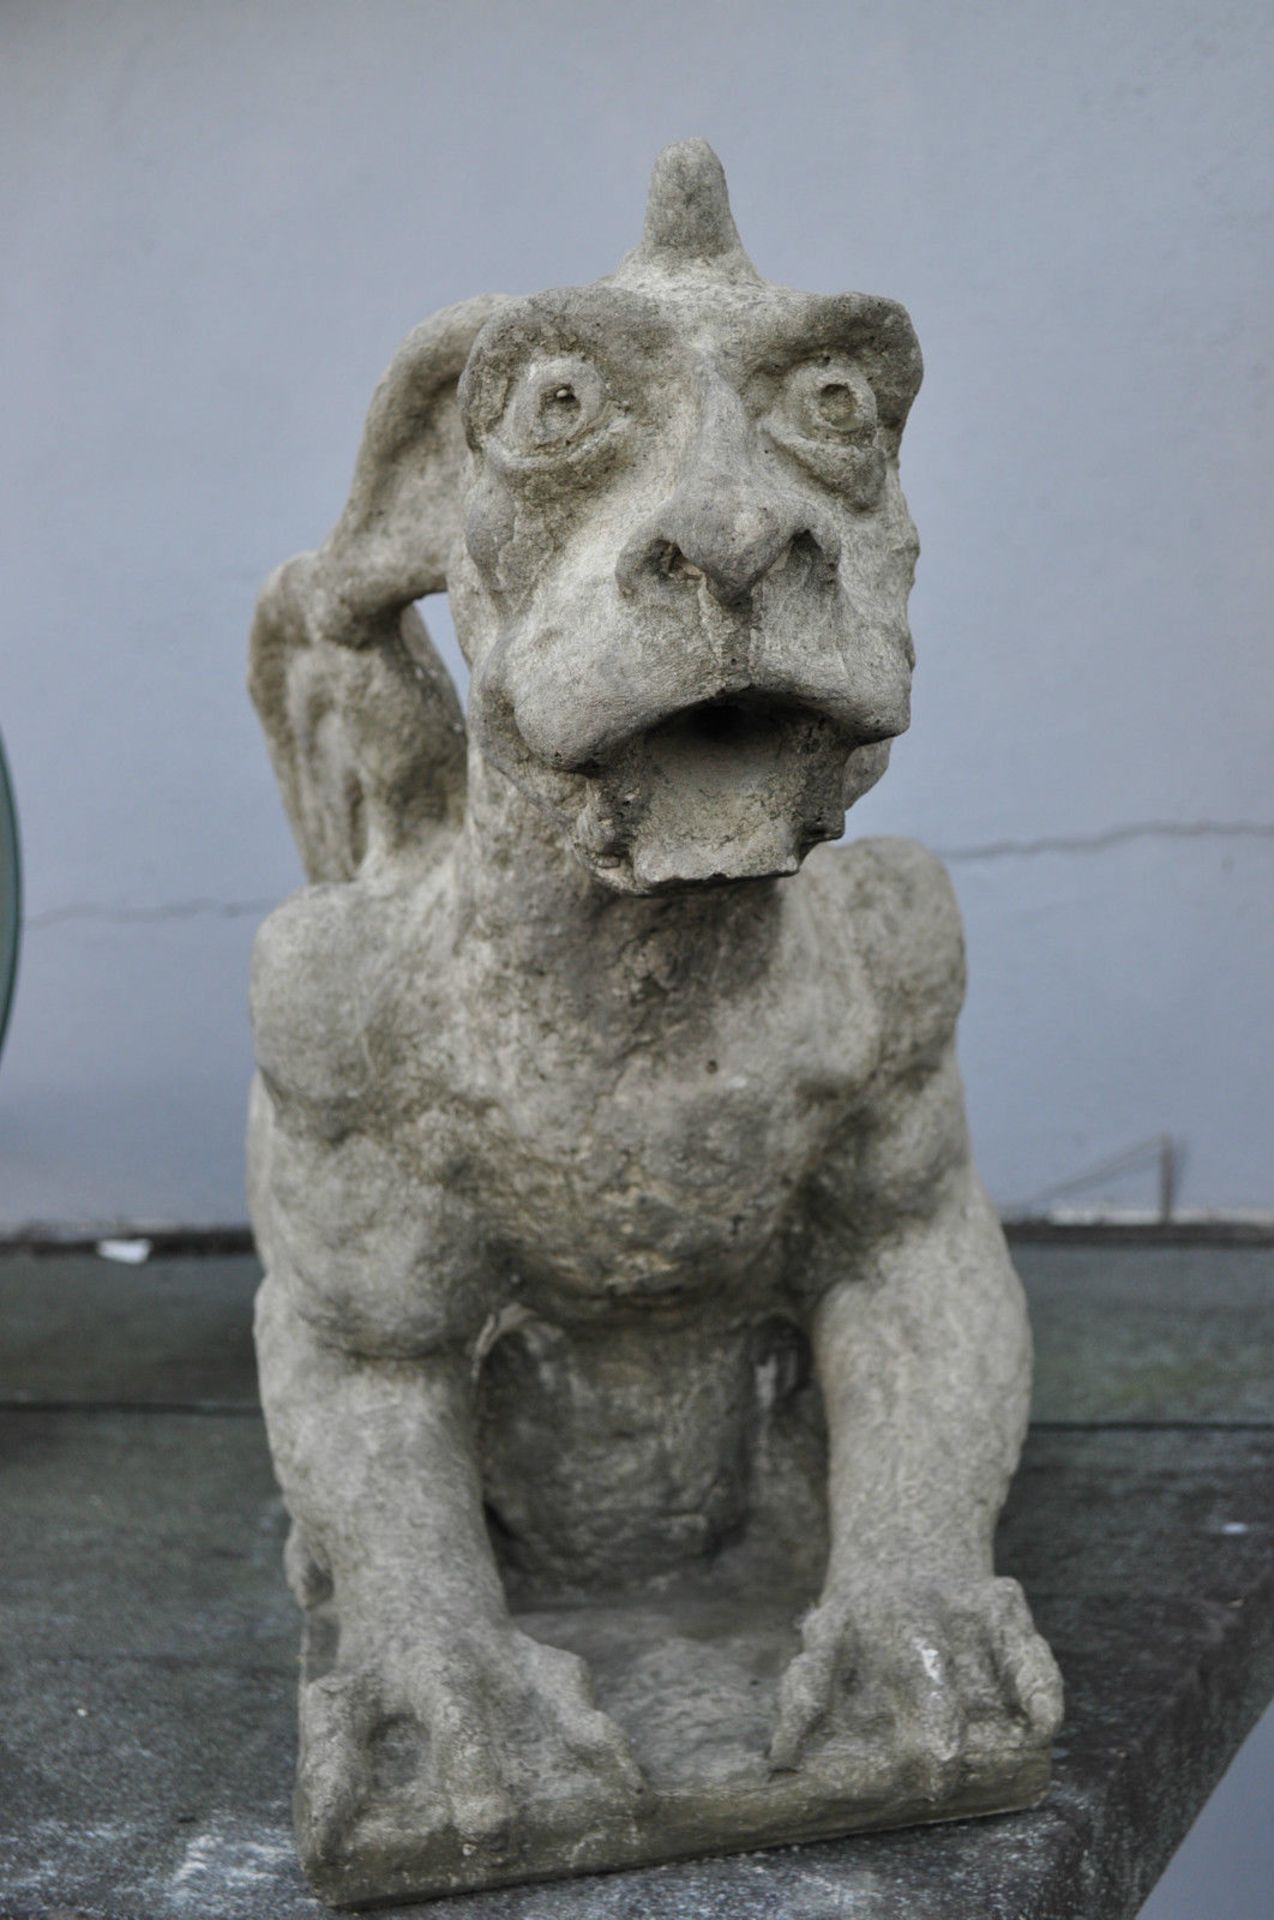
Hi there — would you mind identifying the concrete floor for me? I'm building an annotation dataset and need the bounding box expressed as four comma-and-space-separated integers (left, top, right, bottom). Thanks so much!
1, 1239, 1271, 1917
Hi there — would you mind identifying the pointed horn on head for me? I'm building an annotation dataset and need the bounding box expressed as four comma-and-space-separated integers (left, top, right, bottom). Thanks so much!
620, 139, 760, 281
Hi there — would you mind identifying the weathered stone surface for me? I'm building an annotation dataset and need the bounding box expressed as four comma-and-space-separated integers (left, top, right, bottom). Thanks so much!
245, 140, 1062, 1901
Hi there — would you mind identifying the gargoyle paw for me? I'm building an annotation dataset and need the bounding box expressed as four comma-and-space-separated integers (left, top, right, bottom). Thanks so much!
770, 1574, 1062, 1798
299, 1626, 642, 1858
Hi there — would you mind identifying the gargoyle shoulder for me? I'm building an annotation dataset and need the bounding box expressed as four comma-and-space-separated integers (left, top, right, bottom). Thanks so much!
835, 836, 967, 1075
250, 882, 387, 1117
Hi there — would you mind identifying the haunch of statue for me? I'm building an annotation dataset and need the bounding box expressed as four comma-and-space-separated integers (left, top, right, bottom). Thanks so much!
247, 140, 1062, 1906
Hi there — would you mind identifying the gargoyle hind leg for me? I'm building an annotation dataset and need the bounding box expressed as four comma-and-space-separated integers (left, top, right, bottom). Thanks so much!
770, 1162, 1063, 1793
253, 1277, 642, 1860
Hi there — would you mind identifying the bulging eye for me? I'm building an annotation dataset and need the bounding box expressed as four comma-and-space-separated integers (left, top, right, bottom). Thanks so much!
762, 352, 885, 507
812, 379, 863, 430
502, 356, 610, 456
784, 356, 879, 443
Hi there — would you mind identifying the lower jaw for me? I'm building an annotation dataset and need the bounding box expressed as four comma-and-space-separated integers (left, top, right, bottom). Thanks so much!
587, 821, 810, 894
575, 789, 846, 894
571, 714, 855, 895
483, 708, 893, 896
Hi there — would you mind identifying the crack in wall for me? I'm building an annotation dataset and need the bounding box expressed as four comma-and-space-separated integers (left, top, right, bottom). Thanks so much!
934, 818, 1274, 863
19, 819, 1274, 931
24, 897, 278, 931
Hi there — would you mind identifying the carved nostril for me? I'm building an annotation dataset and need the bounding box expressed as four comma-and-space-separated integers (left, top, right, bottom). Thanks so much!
660, 544, 705, 584
615, 534, 702, 597
786, 527, 839, 585
616, 507, 840, 602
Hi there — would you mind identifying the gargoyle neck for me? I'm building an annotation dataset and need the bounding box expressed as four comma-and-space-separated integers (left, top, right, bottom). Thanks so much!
457, 746, 787, 970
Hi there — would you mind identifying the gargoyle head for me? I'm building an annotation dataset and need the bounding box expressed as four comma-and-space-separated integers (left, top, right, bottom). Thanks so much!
297, 141, 923, 894
456, 141, 922, 892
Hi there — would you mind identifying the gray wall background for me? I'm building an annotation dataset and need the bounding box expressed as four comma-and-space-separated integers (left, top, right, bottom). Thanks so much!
1, 0, 1270, 1229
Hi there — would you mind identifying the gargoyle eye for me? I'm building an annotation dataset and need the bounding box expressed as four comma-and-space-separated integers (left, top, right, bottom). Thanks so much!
541, 385, 580, 429
503, 356, 610, 455
814, 380, 860, 430
783, 356, 879, 444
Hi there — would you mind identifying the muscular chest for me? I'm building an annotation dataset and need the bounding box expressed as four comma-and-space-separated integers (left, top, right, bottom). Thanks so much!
418, 899, 883, 1300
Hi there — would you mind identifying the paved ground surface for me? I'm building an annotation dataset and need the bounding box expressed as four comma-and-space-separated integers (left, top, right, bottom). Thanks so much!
1, 1242, 1272, 1919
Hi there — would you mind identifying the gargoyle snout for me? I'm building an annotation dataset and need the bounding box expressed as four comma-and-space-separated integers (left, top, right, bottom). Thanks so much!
614, 380, 841, 607
615, 491, 840, 606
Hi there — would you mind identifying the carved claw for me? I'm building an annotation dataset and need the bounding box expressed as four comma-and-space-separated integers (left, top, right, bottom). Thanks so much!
982, 1576, 1067, 1743
297, 1668, 380, 1858
418, 1631, 644, 1840
769, 1575, 1063, 1794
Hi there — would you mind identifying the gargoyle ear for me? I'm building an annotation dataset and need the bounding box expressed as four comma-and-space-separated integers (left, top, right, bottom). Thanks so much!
317, 293, 508, 644
249, 296, 507, 884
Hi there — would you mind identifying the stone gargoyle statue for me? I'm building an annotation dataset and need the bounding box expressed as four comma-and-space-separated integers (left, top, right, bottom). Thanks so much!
247, 139, 1063, 1907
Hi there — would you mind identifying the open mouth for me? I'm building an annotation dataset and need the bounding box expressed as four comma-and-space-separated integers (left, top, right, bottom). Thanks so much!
656, 697, 808, 754
578, 694, 855, 892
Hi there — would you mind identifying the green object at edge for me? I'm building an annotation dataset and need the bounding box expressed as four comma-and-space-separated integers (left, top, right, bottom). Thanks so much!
0, 732, 20, 1066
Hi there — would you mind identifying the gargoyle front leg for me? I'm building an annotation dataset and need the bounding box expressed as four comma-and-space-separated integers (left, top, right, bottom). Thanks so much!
771, 1061, 1062, 1789
254, 1278, 642, 1863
